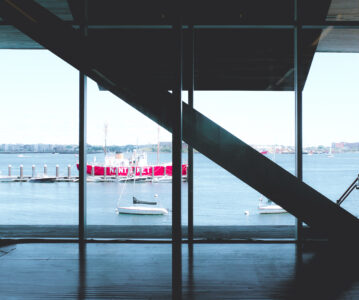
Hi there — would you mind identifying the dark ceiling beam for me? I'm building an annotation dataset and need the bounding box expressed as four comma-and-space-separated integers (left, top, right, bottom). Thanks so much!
1, 0, 359, 242
3, 22, 359, 28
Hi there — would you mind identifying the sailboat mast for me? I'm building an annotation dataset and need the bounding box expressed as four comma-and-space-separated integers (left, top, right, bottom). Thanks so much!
157, 126, 160, 165
104, 123, 108, 156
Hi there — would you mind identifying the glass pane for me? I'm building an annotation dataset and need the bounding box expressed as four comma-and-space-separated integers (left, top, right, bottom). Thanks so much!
0, 50, 78, 235
85, 13, 194, 238
193, 92, 295, 230
190, 29, 296, 237
87, 78, 186, 238
303, 28, 359, 218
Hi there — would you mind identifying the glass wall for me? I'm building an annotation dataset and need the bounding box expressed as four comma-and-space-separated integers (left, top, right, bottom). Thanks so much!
4, 0, 359, 239
193, 91, 295, 228
86, 78, 180, 237
0, 50, 78, 230
190, 27, 296, 230
303, 28, 359, 218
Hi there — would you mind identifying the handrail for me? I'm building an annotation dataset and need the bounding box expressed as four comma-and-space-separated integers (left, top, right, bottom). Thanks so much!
337, 175, 359, 206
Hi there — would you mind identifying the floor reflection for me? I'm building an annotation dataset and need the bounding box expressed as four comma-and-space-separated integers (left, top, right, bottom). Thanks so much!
187, 243, 194, 300
280, 243, 359, 299
78, 243, 86, 300
1, 242, 359, 299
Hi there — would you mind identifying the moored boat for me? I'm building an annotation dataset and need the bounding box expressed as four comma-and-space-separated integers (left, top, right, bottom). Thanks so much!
116, 206, 168, 215
258, 204, 287, 214
0, 176, 15, 182
28, 177, 57, 183
77, 150, 188, 178
258, 196, 287, 214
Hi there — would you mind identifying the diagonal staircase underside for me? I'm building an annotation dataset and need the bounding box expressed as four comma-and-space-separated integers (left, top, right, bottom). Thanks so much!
2, 0, 359, 240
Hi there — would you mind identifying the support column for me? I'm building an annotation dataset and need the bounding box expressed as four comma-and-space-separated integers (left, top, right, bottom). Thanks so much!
172, 12, 183, 300
188, 25, 194, 244
294, 0, 303, 242
79, 0, 88, 243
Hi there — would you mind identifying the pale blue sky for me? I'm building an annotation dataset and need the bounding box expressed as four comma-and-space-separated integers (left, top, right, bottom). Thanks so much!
0, 50, 358, 147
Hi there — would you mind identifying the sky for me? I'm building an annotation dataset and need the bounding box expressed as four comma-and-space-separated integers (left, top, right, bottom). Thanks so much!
1, 50, 359, 147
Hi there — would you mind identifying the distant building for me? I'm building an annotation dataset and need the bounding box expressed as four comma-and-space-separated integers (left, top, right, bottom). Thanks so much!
332, 142, 359, 152
332, 142, 345, 149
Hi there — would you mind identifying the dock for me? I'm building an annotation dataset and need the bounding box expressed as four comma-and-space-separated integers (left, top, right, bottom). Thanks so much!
0, 164, 178, 183
0, 175, 158, 183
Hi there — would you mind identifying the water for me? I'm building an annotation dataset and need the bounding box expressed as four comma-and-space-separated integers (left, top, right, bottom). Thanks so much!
1, 152, 359, 225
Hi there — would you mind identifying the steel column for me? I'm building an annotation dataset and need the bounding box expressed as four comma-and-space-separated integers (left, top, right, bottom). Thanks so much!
172, 12, 183, 300
294, 0, 303, 242
79, 0, 88, 243
188, 25, 194, 244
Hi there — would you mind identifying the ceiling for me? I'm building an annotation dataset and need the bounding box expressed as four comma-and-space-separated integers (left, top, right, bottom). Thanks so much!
0, 0, 358, 91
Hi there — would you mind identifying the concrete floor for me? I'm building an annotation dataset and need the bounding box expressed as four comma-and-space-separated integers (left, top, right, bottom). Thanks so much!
1, 242, 359, 299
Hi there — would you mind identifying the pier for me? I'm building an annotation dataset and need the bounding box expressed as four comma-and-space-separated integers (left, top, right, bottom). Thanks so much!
0, 164, 181, 183
0, 164, 77, 182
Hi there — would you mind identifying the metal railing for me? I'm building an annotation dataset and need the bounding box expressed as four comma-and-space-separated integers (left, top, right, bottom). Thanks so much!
337, 175, 359, 206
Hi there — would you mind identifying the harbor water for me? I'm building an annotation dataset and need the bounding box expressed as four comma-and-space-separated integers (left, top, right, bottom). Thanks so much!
1, 152, 359, 225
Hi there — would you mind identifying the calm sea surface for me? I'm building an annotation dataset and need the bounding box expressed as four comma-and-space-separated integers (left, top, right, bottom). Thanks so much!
1, 152, 359, 225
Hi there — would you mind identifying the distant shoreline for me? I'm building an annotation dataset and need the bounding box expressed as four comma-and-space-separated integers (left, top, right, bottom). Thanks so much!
0, 150, 192, 154
0, 151, 90, 154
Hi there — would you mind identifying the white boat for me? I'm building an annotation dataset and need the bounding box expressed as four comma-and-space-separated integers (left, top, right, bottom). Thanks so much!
152, 175, 172, 183
258, 204, 287, 214
258, 197, 287, 214
0, 176, 15, 182
116, 206, 168, 215
152, 175, 187, 183
116, 167, 168, 215
28, 177, 57, 183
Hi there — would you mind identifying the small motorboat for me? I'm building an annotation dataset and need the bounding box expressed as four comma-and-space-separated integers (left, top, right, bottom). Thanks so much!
258, 196, 287, 214
152, 175, 187, 183
28, 177, 57, 183
152, 175, 172, 183
0, 176, 15, 182
116, 206, 168, 215
258, 204, 287, 214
